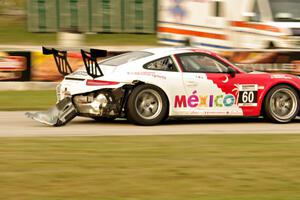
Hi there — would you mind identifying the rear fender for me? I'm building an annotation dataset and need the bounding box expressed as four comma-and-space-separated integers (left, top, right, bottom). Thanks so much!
123, 81, 171, 117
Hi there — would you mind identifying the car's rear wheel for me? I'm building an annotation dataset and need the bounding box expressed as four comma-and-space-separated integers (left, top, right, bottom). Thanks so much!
264, 85, 299, 123
126, 84, 168, 125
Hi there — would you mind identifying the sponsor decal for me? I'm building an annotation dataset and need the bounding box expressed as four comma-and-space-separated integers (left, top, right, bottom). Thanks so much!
222, 75, 229, 83
195, 75, 205, 79
31, 52, 83, 81
0, 52, 29, 81
233, 84, 258, 106
70, 70, 88, 76
0, 56, 25, 71
271, 74, 292, 79
190, 110, 242, 116
127, 72, 166, 80
174, 90, 235, 108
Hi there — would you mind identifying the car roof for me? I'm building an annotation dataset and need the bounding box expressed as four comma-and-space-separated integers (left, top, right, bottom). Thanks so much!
142, 47, 216, 56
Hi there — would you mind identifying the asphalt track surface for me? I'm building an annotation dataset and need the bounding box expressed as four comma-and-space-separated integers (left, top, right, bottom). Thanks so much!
1, 111, 300, 137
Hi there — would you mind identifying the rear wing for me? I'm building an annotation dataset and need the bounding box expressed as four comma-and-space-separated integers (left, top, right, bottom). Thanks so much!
42, 47, 73, 76
42, 47, 108, 78
81, 49, 107, 79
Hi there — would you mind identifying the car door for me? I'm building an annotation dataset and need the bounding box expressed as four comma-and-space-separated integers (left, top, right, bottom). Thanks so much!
174, 52, 247, 116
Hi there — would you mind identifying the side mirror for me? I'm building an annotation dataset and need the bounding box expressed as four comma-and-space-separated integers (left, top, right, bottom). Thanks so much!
228, 68, 236, 78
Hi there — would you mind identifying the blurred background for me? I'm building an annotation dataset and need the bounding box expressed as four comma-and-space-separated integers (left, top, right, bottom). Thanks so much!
1, 2, 300, 200
0, 0, 300, 83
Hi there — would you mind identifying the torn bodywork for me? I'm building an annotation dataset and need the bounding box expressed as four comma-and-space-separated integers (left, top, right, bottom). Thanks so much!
26, 85, 132, 126
26, 47, 130, 126
73, 86, 130, 119
25, 97, 77, 126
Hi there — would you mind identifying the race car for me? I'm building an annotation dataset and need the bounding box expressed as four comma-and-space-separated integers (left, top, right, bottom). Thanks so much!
26, 47, 300, 126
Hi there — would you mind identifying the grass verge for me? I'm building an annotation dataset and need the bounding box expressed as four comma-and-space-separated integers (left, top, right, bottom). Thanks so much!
0, 90, 55, 111
0, 135, 300, 200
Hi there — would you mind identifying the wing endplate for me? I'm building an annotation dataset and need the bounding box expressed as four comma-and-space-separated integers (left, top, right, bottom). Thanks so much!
42, 47, 73, 76
81, 49, 107, 79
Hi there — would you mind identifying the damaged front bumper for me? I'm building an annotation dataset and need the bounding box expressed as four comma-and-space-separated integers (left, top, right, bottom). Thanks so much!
26, 85, 131, 126
25, 97, 77, 126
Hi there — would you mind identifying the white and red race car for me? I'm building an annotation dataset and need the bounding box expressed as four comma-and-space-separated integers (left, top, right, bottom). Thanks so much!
26, 47, 300, 126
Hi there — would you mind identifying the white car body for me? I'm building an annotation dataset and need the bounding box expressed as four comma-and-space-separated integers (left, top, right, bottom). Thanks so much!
26, 47, 300, 126
57, 47, 242, 118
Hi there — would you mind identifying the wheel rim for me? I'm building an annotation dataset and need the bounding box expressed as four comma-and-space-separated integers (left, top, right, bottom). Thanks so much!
270, 88, 298, 121
135, 89, 163, 120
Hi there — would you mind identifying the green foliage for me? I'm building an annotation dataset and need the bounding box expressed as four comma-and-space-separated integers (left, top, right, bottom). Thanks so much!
0, 16, 157, 45
0, 0, 26, 11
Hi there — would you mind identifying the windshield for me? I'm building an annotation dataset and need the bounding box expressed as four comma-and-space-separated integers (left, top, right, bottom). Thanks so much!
99, 51, 153, 66
270, 0, 300, 22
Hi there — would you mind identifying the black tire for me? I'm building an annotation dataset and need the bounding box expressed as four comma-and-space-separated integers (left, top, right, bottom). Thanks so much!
126, 84, 168, 125
264, 85, 299, 123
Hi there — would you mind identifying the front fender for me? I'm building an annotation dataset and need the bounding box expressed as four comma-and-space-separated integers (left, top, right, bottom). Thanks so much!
258, 76, 300, 116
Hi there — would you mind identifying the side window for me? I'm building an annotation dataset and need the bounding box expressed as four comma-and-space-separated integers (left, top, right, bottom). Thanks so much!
177, 53, 229, 73
144, 57, 177, 71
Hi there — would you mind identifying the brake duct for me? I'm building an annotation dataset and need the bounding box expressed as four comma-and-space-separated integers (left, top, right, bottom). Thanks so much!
25, 97, 77, 126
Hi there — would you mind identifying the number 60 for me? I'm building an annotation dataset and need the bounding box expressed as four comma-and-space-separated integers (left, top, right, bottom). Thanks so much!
242, 91, 254, 103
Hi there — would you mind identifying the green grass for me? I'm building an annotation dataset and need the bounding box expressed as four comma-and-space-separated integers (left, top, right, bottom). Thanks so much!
0, 16, 157, 46
0, 135, 300, 200
0, 90, 55, 111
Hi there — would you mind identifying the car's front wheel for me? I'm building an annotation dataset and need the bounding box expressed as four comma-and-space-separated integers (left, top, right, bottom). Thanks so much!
264, 85, 299, 123
126, 84, 168, 125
